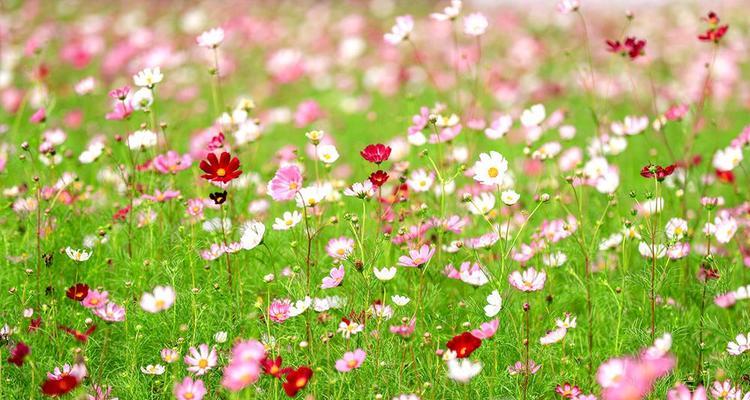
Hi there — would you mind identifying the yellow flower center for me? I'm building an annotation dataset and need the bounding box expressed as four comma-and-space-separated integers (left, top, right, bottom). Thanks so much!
216, 168, 226, 177
488, 167, 499, 178
184, 393, 194, 400
347, 359, 358, 368
198, 359, 208, 369
155, 300, 165, 309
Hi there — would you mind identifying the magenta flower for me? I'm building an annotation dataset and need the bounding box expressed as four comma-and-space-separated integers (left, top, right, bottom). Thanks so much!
470, 319, 499, 339
153, 151, 192, 174
30, 108, 46, 124
105, 101, 133, 120
321, 265, 345, 289
508, 268, 546, 292
335, 349, 366, 372
390, 318, 416, 337
174, 376, 206, 400
397, 244, 436, 268
267, 165, 303, 201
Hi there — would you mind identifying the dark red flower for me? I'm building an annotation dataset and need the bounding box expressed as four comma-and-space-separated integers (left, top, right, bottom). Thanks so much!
360, 144, 391, 164
28, 317, 42, 333
7, 342, 30, 366
41, 375, 79, 396
59, 325, 96, 343
199, 152, 242, 183
209, 190, 228, 205
446, 332, 482, 358
640, 164, 676, 181
282, 366, 313, 397
262, 356, 290, 379
66, 283, 89, 302
606, 37, 646, 59
368, 170, 390, 187
716, 169, 735, 184
698, 12, 729, 43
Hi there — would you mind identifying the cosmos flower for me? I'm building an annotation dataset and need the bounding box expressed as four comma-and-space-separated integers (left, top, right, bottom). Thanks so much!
463, 13, 488, 36
269, 299, 292, 323
446, 332, 482, 358
369, 170, 389, 187
360, 143, 391, 164
196, 27, 224, 48
472, 151, 508, 186
335, 349, 366, 372
174, 377, 206, 400
133, 67, 163, 88
698, 12, 729, 43
126, 129, 158, 150
199, 152, 242, 183
446, 358, 482, 383
65, 247, 91, 262
508, 268, 546, 292
606, 37, 647, 59
282, 366, 313, 397
321, 265, 345, 289
184, 344, 218, 376
374, 266, 397, 281
398, 244, 435, 268
7, 342, 30, 366
153, 151, 192, 174
384, 15, 414, 45
470, 319, 499, 339
326, 237, 354, 260
140, 286, 176, 313
268, 165, 303, 201
273, 211, 303, 230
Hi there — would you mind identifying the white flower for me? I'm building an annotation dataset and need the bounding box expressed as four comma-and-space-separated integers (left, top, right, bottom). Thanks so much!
599, 233, 623, 250
343, 180, 375, 199
640, 198, 664, 215
556, 0, 579, 13
272, 211, 302, 231
484, 290, 502, 317
431, 0, 462, 21
542, 251, 567, 267
714, 214, 738, 244
406, 169, 435, 192
645, 333, 672, 358
133, 67, 163, 87
196, 27, 224, 48
65, 247, 91, 262
305, 130, 325, 143
127, 129, 158, 150
202, 217, 231, 232
131, 87, 154, 110
532, 142, 562, 160
141, 364, 165, 375
463, 13, 488, 36
290, 297, 312, 316
446, 358, 482, 383
459, 269, 488, 287
638, 242, 666, 259
74, 77, 95, 95
485, 114, 512, 139
296, 185, 330, 208
540, 327, 567, 345
316, 144, 340, 164
140, 286, 176, 313
384, 15, 414, 45
391, 295, 410, 306
374, 266, 397, 281
78, 142, 104, 164
500, 190, 520, 206
213, 331, 228, 343
727, 333, 750, 356
665, 218, 688, 240
466, 192, 495, 215
712, 146, 743, 171
472, 151, 508, 186
520, 104, 546, 127
240, 220, 265, 250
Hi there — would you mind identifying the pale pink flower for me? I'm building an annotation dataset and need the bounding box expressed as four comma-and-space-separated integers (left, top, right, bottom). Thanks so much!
294, 100, 323, 127
221, 360, 261, 391
326, 237, 354, 260
82, 290, 109, 309
667, 384, 707, 400
174, 377, 206, 400
92, 302, 126, 322
508, 268, 546, 292
398, 244, 436, 268
268, 165, 303, 201
184, 344, 217, 376
335, 349, 366, 372
470, 319, 499, 339
321, 266, 345, 289
153, 151, 192, 174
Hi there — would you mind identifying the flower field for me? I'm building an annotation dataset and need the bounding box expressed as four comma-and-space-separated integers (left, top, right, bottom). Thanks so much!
1, 0, 750, 399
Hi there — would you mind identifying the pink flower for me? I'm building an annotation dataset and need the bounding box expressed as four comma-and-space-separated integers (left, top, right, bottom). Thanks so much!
714, 292, 736, 308
142, 189, 180, 203
221, 360, 261, 392
398, 244, 436, 267
174, 377, 206, 400
321, 265, 345, 289
231, 340, 266, 364
105, 100, 133, 120
326, 237, 354, 260
294, 100, 324, 127
153, 151, 192, 174
664, 104, 689, 121
390, 318, 416, 337
92, 302, 126, 322
597, 355, 674, 400
269, 299, 292, 323
335, 349, 366, 372
470, 319, 499, 339
184, 344, 218, 376
508, 268, 547, 292
710, 380, 739, 399
30, 108, 46, 124
667, 384, 707, 400
267, 165, 303, 201
82, 290, 109, 309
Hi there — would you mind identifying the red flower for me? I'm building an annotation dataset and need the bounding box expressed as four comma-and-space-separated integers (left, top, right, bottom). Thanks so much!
41, 375, 79, 397
262, 356, 290, 378
66, 283, 89, 302
368, 170, 390, 187
112, 205, 131, 222
698, 12, 729, 43
199, 152, 242, 183
28, 317, 42, 333
640, 164, 676, 181
446, 332, 482, 358
282, 366, 313, 397
59, 325, 97, 343
606, 37, 646, 59
360, 144, 392, 164
7, 342, 30, 366
716, 169, 735, 184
